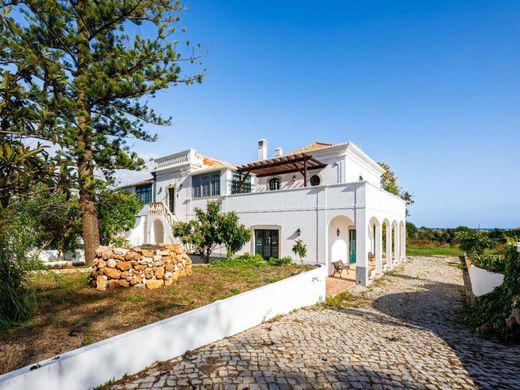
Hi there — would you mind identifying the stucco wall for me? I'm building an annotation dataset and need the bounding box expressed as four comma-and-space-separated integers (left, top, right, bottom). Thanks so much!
0, 265, 326, 390
469, 264, 505, 297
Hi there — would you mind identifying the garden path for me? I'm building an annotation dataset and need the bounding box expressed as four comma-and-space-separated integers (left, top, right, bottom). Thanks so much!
111, 256, 520, 389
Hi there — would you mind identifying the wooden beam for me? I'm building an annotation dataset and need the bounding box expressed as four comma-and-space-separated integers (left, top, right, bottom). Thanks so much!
302, 160, 308, 187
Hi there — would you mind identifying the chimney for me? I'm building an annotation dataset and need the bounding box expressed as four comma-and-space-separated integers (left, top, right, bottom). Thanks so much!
258, 139, 267, 161
274, 147, 283, 157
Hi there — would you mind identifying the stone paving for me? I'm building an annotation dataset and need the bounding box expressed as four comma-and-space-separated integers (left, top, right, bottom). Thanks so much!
111, 256, 520, 390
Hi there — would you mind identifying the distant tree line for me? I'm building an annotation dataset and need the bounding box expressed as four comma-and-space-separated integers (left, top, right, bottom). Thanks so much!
406, 222, 520, 247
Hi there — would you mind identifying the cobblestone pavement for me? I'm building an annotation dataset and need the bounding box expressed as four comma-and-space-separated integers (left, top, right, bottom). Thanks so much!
111, 257, 520, 390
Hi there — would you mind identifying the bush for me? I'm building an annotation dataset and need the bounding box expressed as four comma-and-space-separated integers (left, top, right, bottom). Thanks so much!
211, 253, 266, 268
456, 230, 494, 255
468, 242, 520, 341
291, 240, 307, 263
0, 216, 38, 331
268, 256, 293, 266
472, 255, 507, 274
211, 254, 294, 267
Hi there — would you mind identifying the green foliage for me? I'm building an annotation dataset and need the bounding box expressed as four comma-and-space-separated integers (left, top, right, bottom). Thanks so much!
406, 222, 418, 240
211, 254, 293, 267
468, 242, 520, 341
378, 162, 401, 196
292, 239, 307, 263
268, 256, 293, 266
0, 0, 204, 261
218, 211, 252, 257
97, 189, 143, 245
472, 255, 507, 274
456, 230, 494, 255
211, 254, 266, 268
173, 200, 250, 263
378, 162, 414, 216
0, 204, 39, 331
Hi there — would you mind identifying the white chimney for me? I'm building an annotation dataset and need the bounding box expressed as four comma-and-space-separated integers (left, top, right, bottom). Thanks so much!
258, 138, 267, 161
274, 147, 283, 157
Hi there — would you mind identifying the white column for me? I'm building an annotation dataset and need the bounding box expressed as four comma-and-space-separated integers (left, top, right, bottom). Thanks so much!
401, 224, 406, 260
393, 224, 399, 264
355, 209, 369, 286
386, 224, 392, 269
375, 224, 382, 274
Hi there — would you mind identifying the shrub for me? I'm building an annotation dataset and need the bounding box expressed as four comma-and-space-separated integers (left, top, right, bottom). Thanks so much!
268, 256, 293, 266
173, 201, 251, 263
456, 230, 494, 255
211, 253, 266, 268
468, 242, 520, 341
292, 239, 307, 263
472, 255, 507, 274
0, 215, 38, 331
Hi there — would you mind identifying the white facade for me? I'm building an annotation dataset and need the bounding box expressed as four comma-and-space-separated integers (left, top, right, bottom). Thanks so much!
122, 141, 407, 286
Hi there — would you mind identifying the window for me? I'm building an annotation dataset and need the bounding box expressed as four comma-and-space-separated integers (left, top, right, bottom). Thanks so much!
167, 187, 175, 213
192, 172, 221, 198
255, 229, 279, 259
310, 175, 321, 186
231, 172, 251, 194
135, 184, 153, 204
268, 177, 280, 191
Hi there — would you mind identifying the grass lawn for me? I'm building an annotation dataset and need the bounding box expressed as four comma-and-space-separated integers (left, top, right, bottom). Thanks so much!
0, 262, 311, 375
407, 243, 462, 257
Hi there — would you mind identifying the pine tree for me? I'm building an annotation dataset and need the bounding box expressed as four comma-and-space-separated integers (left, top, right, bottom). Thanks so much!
0, 1, 203, 263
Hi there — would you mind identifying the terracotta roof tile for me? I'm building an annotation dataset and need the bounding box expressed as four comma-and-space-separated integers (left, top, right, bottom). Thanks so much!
288, 141, 333, 155
195, 153, 237, 169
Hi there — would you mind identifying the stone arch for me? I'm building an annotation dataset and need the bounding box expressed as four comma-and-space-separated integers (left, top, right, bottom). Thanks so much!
151, 219, 164, 244
328, 215, 355, 274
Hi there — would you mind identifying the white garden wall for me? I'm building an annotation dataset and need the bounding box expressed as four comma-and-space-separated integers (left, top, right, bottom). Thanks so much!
468, 264, 504, 297
0, 265, 326, 390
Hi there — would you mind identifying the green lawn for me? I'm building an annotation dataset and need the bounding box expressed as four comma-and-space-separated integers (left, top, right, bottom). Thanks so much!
407, 243, 462, 257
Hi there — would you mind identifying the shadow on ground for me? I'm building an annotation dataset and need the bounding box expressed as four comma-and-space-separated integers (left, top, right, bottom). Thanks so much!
372, 275, 520, 389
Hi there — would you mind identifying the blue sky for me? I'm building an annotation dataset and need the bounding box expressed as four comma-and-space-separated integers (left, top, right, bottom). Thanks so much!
123, 0, 519, 228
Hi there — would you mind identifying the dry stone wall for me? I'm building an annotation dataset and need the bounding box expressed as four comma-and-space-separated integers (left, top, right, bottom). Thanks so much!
89, 243, 192, 290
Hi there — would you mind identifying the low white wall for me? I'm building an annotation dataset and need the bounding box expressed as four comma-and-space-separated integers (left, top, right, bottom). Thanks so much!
469, 264, 504, 297
35, 249, 85, 265
0, 265, 326, 390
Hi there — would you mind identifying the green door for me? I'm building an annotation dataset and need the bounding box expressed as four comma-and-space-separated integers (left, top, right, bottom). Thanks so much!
348, 229, 356, 264
255, 229, 279, 259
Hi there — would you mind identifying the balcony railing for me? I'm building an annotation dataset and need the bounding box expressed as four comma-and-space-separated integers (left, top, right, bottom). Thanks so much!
155, 150, 190, 170
149, 202, 177, 226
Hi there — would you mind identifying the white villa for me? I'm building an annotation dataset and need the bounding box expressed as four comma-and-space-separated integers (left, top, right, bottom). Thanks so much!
121, 140, 407, 286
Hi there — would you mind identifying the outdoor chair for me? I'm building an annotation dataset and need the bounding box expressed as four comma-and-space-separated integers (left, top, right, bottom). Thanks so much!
332, 260, 350, 278
368, 251, 375, 263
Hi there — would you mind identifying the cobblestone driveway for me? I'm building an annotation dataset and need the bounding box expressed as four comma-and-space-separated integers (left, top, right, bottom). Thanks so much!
111, 257, 520, 389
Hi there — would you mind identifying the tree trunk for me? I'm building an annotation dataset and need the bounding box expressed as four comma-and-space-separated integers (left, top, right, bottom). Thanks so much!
76, 2, 100, 265
78, 165, 100, 265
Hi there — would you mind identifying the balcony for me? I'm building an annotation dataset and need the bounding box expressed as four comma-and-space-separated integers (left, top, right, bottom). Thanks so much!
154, 149, 196, 172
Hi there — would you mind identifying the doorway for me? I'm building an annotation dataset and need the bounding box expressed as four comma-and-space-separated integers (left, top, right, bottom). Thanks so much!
167, 187, 175, 214
348, 229, 356, 264
254, 229, 279, 259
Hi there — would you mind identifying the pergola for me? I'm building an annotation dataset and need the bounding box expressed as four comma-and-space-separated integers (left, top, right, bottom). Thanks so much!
236, 153, 327, 189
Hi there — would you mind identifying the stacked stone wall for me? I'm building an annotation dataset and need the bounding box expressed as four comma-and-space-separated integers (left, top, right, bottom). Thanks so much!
89, 243, 192, 290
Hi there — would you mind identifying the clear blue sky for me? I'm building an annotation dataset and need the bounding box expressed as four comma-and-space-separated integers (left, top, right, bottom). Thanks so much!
126, 0, 519, 228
